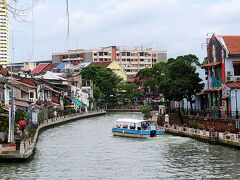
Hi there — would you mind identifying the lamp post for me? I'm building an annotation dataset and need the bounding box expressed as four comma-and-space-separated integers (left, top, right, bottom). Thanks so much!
236, 89, 239, 119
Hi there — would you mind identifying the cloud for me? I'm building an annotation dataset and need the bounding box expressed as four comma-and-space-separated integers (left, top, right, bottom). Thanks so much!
9, 0, 240, 63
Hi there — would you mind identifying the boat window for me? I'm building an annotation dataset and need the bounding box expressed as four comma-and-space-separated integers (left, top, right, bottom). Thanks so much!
123, 124, 128, 129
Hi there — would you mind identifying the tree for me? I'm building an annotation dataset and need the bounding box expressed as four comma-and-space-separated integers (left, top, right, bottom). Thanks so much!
159, 55, 204, 110
93, 84, 102, 101
117, 83, 141, 103
81, 65, 123, 103
0, 106, 8, 132
136, 62, 167, 97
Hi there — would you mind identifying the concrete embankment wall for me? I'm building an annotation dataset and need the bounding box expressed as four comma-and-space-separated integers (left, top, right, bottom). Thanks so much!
165, 126, 240, 149
0, 110, 106, 162
183, 116, 237, 133
158, 113, 238, 133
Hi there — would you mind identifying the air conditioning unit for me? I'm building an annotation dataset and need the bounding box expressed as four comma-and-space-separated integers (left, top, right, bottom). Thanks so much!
236, 77, 240, 81
227, 71, 233, 76
226, 76, 233, 82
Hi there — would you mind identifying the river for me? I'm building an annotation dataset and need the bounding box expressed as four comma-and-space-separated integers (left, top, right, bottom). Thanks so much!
1, 112, 240, 179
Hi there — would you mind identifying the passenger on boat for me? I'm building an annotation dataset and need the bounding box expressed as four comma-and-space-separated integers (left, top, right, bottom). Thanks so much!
123, 124, 128, 129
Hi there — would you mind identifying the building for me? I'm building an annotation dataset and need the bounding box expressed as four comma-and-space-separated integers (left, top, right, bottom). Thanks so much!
52, 49, 90, 65
90, 61, 127, 81
0, 0, 8, 67
52, 46, 167, 80
199, 34, 240, 117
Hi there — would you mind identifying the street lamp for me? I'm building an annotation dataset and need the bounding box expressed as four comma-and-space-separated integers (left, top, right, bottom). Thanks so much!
236, 89, 239, 119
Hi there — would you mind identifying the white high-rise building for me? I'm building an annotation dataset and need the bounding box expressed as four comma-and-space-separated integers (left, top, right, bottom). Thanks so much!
0, 0, 8, 67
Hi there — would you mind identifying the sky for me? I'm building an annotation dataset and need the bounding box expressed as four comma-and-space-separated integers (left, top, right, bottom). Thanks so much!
8, 0, 240, 63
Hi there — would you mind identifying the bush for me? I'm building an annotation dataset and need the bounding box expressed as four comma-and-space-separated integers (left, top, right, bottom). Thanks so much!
141, 104, 151, 114
144, 113, 152, 119
190, 121, 198, 129
28, 125, 38, 137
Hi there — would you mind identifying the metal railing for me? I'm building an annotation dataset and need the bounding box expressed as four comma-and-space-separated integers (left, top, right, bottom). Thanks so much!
168, 108, 239, 120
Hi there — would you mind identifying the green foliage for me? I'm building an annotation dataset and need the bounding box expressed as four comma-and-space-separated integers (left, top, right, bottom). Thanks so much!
15, 110, 27, 122
0, 106, 8, 132
81, 65, 122, 102
28, 125, 38, 137
136, 62, 167, 96
38, 109, 44, 124
141, 104, 152, 119
141, 104, 151, 114
88, 96, 94, 103
159, 55, 204, 109
190, 121, 198, 129
93, 84, 102, 101
117, 83, 141, 101
144, 113, 152, 119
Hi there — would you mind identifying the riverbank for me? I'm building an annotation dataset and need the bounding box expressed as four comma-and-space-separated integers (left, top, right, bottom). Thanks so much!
165, 125, 240, 149
0, 110, 106, 162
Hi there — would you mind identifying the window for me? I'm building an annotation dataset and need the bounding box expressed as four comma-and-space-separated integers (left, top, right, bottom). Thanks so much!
139, 52, 144, 56
127, 52, 131, 56
234, 64, 240, 76
94, 53, 97, 56
99, 52, 104, 56
121, 52, 126, 56
30, 92, 34, 98
104, 52, 108, 56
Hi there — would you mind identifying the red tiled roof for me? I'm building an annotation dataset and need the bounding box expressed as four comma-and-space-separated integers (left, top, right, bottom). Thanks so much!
90, 61, 112, 68
226, 82, 240, 88
31, 63, 49, 74
20, 78, 40, 86
41, 63, 59, 73
71, 61, 80, 66
201, 62, 221, 68
220, 36, 240, 55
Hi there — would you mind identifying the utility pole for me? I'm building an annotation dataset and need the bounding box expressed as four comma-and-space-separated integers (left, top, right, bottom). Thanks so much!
8, 31, 15, 143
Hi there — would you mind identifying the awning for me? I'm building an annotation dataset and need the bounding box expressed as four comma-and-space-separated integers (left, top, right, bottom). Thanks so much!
221, 96, 229, 99
35, 104, 44, 109
204, 88, 222, 92
65, 105, 79, 108
201, 62, 221, 68
196, 92, 207, 96
232, 61, 240, 64
52, 102, 61, 107
44, 86, 61, 94
71, 97, 83, 107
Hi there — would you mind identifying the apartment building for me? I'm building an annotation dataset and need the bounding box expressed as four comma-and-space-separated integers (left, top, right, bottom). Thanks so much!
53, 46, 167, 80
0, 0, 8, 67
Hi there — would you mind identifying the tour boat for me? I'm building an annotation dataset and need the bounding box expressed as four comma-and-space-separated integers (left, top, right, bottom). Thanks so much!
112, 118, 165, 138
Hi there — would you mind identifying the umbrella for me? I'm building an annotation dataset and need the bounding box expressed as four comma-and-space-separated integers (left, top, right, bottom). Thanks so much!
18, 120, 26, 127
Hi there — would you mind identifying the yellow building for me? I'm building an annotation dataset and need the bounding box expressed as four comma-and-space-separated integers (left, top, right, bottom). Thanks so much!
0, 0, 8, 67
90, 61, 127, 82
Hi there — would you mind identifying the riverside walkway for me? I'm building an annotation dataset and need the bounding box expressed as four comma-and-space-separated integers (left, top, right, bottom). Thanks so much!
165, 124, 240, 148
0, 110, 106, 162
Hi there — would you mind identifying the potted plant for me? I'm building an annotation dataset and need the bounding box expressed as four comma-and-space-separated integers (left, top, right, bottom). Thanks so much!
196, 108, 200, 116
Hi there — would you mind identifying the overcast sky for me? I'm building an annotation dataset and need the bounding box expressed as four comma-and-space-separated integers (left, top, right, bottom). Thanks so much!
8, 0, 240, 63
